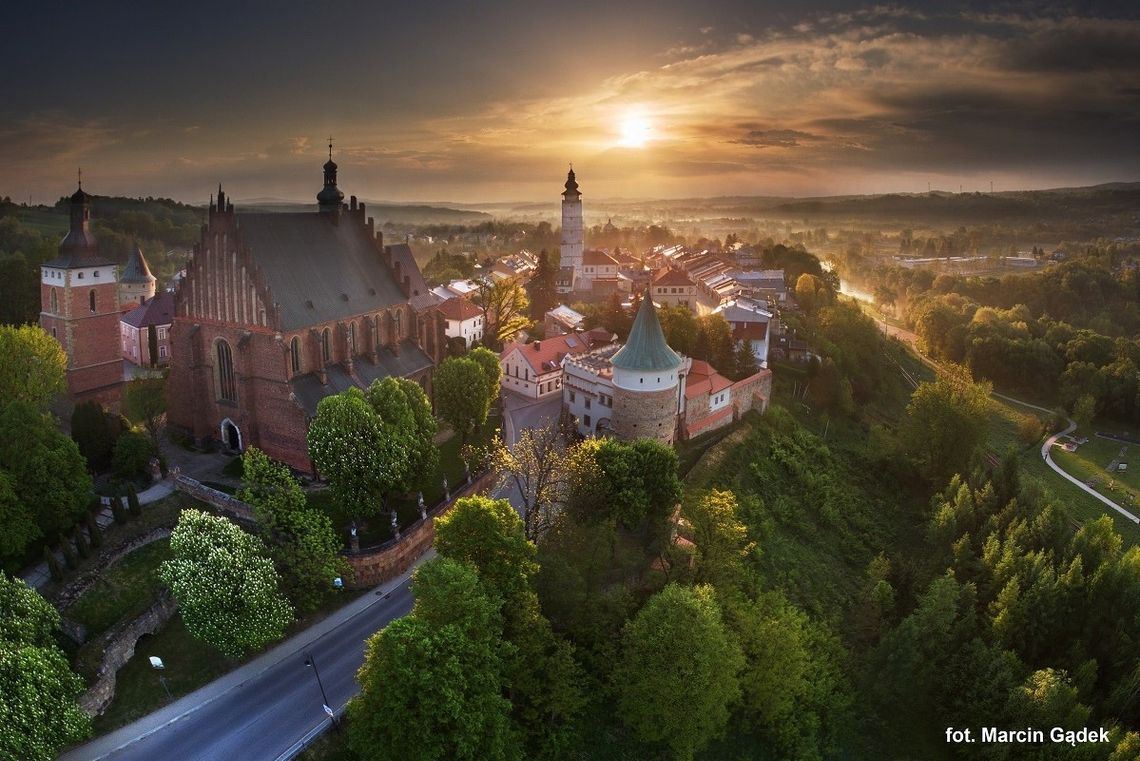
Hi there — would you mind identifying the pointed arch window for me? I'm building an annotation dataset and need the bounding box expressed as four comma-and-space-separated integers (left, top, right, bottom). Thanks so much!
290, 336, 301, 374
321, 328, 331, 362
216, 339, 236, 402
50, 288, 58, 314
89, 289, 97, 313
347, 322, 356, 355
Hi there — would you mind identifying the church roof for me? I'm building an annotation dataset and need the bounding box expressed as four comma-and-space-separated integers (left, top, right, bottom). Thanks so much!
235, 212, 408, 331
289, 339, 433, 416
610, 295, 682, 372
120, 247, 156, 284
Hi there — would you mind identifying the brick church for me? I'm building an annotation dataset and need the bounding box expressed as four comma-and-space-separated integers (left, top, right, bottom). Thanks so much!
165, 152, 443, 473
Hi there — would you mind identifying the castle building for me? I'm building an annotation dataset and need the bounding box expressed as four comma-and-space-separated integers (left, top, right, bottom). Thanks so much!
40, 185, 124, 402
165, 153, 443, 472
559, 167, 583, 290
120, 291, 174, 367
562, 295, 772, 443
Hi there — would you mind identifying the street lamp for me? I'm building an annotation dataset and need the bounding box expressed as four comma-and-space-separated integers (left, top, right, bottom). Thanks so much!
303, 650, 337, 729
149, 656, 172, 699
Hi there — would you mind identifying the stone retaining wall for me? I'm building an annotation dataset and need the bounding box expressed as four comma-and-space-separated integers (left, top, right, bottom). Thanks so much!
173, 475, 255, 522
344, 469, 496, 588
79, 590, 179, 717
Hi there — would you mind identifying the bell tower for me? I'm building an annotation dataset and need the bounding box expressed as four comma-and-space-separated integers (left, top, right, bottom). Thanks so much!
560, 165, 583, 289
40, 178, 124, 401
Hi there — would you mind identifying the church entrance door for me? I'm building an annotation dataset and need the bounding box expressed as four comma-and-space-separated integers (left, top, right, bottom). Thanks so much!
221, 419, 242, 452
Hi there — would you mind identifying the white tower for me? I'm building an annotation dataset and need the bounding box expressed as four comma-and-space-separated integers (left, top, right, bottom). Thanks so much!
560, 166, 583, 288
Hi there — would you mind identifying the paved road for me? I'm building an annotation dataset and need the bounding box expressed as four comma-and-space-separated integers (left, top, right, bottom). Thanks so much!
60, 570, 419, 761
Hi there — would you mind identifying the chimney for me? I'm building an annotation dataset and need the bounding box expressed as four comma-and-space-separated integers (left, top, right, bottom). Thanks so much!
534, 340, 542, 351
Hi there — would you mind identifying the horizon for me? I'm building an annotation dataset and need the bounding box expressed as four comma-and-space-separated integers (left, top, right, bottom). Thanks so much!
4, 1, 1139, 204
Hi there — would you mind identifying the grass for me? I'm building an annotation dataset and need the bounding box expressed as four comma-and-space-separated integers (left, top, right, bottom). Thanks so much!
67, 540, 171, 639
1053, 434, 1140, 508
295, 727, 357, 761
987, 396, 1140, 546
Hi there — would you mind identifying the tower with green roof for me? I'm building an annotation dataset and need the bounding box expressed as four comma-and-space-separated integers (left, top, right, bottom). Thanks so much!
610, 293, 685, 444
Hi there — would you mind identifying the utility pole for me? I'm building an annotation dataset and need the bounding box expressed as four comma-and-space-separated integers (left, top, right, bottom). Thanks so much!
304, 651, 338, 729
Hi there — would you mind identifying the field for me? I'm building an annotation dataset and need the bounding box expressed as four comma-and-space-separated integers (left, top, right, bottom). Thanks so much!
1052, 432, 1140, 510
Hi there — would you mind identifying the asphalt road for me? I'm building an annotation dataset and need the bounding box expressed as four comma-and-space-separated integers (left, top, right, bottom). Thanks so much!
62, 577, 416, 761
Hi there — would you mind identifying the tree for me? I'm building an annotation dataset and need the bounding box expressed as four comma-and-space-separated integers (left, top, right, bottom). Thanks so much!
435, 356, 493, 443
0, 402, 91, 557
434, 495, 538, 605
122, 376, 167, 446
70, 401, 116, 473
112, 430, 155, 481
363, 377, 439, 492
489, 426, 567, 542
527, 250, 558, 320
0, 575, 90, 760
658, 305, 699, 356
614, 584, 743, 760
1072, 394, 1097, 435
795, 273, 833, 314
734, 339, 759, 379
566, 437, 681, 531
238, 447, 347, 611
469, 346, 503, 407
307, 387, 412, 521
683, 490, 755, 590
477, 278, 530, 350
694, 314, 736, 372
0, 324, 67, 410
159, 509, 293, 658
348, 558, 519, 761
900, 365, 991, 484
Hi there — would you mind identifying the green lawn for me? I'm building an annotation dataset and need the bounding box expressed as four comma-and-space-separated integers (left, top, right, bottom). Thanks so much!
1053, 435, 1139, 511
67, 540, 171, 639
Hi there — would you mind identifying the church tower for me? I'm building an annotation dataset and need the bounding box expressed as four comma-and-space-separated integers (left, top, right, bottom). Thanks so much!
317, 138, 345, 216
609, 293, 685, 444
40, 182, 123, 401
560, 166, 583, 289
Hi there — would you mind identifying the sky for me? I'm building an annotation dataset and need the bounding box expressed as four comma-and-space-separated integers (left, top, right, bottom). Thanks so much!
2, 1, 1138, 205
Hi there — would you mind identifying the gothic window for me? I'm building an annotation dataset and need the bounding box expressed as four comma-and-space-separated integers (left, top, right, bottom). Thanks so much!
348, 322, 356, 355
216, 339, 236, 401
89, 289, 97, 313
373, 315, 380, 350
290, 336, 301, 374
321, 328, 331, 362
50, 288, 58, 314
393, 309, 401, 339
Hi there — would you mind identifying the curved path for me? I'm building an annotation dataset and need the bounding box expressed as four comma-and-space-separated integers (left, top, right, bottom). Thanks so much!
989, 394, 1138, 524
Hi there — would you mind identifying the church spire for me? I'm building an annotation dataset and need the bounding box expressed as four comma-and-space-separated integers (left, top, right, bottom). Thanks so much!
317, 138, 345, 213
562, 164, 580, 198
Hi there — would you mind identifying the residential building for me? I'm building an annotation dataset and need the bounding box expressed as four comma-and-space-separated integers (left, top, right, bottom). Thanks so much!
544, 304, 585, 337
436, 296, 484, 348
499, 328, 613, 400
713, 297, 776, 366
650, 267, 698, 308
121, 291, 175, 367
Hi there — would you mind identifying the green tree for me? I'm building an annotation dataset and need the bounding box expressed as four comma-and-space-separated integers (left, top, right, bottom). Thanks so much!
658, 305, 699, 356
734, 339, 759, 379
900, 365, 991, 483
469, 346, 503, 406
489, 425, 567, 542
0, 324, 67, 410
1072, 394, 1097, 435
795, 273, 832, 314
683, 490, 755, 590
695, 314, 736, 372
363, 377, 438, 492
614, 584, 743, 760
238, 447, 347, 611
0, 402, 91, 556
348, 558, 519, 761
112, 431, 154, 481
434, 495, 537, 604
70, 401, 115, 473
435, 356, 492, 443
566, 437, 681, 530
527, 249, 558, 320
159, 509, 293, 658
0, 575, 90, 761
121, 376, 167, 446
307, 387, 412, 521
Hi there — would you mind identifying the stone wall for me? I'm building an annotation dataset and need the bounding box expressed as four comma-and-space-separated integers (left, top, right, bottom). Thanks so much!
343, 469, 495, 588
173, 475, 255, 522
612, 385, 679, 444
54, 526, 173, 612
79, 590, 179, 717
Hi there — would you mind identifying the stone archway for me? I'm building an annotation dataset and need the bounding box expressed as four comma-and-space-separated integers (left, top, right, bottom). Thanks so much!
220, 418, 242, 452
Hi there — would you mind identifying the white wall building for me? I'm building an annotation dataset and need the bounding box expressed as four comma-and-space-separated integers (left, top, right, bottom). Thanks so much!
435, 296, 485, 348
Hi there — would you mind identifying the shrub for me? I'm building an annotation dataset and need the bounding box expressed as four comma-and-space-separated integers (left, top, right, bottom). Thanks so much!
73, 527, 90, 559
126, 484, 142, 517
44, 545, 64, 582
110, 496, 128, 525
112, 431, 154, 481
61, 539, 78, 570
85, 512, 102, 548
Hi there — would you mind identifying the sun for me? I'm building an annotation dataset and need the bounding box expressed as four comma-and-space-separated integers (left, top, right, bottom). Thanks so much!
618, 110, 654, 148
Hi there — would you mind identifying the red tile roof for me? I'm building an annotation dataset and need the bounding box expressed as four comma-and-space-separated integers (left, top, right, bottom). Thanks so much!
684, 359, 733, 399
435, 297, 483, 321
501, 331, 595, 375
652, 267, 695, 287
583, 249, 619, 266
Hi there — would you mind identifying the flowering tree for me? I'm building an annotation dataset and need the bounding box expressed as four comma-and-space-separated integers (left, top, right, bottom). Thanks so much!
0, 575, 90, 761
159, 509, 293, 658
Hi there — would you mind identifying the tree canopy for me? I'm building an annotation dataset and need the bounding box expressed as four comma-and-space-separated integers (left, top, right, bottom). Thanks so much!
0, 325, 67, 410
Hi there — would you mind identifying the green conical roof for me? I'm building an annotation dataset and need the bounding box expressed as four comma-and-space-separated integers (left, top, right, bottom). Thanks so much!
611, 295, 682, 372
